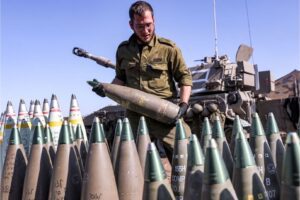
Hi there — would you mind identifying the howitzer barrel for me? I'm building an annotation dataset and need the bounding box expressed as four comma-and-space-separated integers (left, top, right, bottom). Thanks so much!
87, 81, 180, 124
73, 47, 116, 69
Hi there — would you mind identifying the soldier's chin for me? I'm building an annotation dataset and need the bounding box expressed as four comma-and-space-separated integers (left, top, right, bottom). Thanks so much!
138, 35, 152, 44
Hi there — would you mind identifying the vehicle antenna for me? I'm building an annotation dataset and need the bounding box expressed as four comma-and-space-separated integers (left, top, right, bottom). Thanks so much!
244, 0, 255, 64
212, 0, 219, 60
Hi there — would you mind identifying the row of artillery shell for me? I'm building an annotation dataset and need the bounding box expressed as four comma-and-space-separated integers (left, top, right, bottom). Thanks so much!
1, 112, 299, 200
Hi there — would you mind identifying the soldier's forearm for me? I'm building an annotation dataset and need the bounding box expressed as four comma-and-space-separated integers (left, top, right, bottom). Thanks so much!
112, 77, 125, 85
179, 85, 191, 104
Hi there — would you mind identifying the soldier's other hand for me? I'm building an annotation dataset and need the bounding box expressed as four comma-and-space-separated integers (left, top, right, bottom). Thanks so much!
92, 84, 106, 97
87, 79, 106, 97
175, 102, 188, 120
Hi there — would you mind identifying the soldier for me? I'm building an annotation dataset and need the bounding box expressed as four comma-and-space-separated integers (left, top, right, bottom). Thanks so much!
91, 1, 193, 162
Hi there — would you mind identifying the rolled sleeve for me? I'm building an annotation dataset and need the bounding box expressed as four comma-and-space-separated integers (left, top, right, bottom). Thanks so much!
115, 50, 126, 82
171, 46, 193, 87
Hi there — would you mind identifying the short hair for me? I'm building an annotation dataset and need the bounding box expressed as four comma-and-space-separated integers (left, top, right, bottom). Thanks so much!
129, 1, 154, 21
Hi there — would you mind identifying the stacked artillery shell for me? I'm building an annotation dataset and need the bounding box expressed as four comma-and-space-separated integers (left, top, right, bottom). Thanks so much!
201, 139, 238, 200
48, 94, 63, 150
2, 102, 17, 170
280, 132, 300, 200
265, 112, 285, 183
171, 119, 188, 200
44, 124, 55, 164
111, 119, 122, 170
0, 113, 4, 169
17, 99, 31, 131
100, 122, 110, 152
71, 123, 85, 176
136, 116, 151, 173
81, 117, 119, 200
232, 129, 269, 200
42, 98, 50, 122
48, 120, 82, 200
115, 118, 143, 200
143, 142, 175, 200
200, 117, 212, 154
22, 120, 52, 199
250, 113, 280, 199
183, 134, 205, 200
68, 94, 88, 145
19, 119, 32, 157
32, 100, 46, 127
0, 114, 4, 185
68, 122, 75, 143
87, 81, 179, 124
28, 100, 35, 119
1, 124, 27, 199
17, 100, 32, 157
212, 115, 234, 178
229, 115, 244, 155
74, 124, 88, 168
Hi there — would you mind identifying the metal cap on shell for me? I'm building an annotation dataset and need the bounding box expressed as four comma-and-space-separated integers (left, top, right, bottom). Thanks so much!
114, 119, 122, 137
204, 139, 229, 184
188, 134, 205, 167
44, 124, 54, 143
232, 115, 243, 139
266, 112, 280, 135
121, 118, 134, 141
234, 130, 256, 168
90, 117, 106, 143
137, 116, 149, 136
58, 120, 72, 144
212, 116, 225, 138
32, 121, 45, 144
75, 124, 84, 140
175, 119, 187, 140
282, 132, 300, 186
251, 113, 266, 137
9, 124, 21, 145
202, 117, 212, 136
144, 142, 166, 182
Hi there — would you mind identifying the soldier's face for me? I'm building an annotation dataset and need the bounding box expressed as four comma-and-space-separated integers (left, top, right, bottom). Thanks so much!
130, 10, 155, 44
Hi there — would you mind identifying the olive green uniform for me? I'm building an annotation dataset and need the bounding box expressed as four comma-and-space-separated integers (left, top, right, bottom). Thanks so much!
116, 34, 192, 152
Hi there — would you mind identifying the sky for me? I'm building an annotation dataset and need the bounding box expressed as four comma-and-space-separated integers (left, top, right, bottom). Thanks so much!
1, 0, 299, 117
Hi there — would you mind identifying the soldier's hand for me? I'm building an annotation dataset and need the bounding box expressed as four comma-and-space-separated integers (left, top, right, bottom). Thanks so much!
92, 84, 106, 97
175, 102, 188, 120
87, 79, 106, 97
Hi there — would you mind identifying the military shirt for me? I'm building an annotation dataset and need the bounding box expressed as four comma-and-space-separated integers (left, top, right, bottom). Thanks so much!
116, 34, 192, 99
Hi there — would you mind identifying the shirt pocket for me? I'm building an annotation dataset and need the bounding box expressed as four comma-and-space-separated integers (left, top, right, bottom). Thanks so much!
147, 62, 170, 89
121, 59, 139, 86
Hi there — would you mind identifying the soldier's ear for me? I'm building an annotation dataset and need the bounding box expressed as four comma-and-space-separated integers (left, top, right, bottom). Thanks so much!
129, 20, 134, 30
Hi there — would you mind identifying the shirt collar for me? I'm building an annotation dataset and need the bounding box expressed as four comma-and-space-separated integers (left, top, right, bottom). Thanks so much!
129, 34, 157, 48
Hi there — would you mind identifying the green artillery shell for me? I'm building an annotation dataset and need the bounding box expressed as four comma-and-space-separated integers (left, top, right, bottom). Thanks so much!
143, 142, 175, 200
265, 112, 285, 183
48, 121, 82, 200
201, 139, 238, 200
111, 118, 122, 171
136, 116, 151, 174
1, 124, 27, 200
280, 132, 300, 200
22, 121, 52, 199
212, 115, 234, 178
171, 119, 188, 200
115, 118, 144, 200
250, 113, 280, 200
233, 129, 269, 200
81, 117, 119, 200
184, 134, 205, 200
